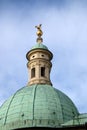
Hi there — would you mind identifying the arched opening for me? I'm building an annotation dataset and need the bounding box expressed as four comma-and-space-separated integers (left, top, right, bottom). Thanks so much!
41, 67, 45, 77
31, 68, 35, 78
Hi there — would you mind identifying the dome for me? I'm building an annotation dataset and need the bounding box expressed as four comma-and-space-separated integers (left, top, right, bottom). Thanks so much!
31, 43, 48, 50
0, 84, 79, 130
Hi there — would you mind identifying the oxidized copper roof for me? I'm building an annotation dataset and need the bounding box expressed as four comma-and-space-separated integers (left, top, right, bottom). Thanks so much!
0, 84, 79, 130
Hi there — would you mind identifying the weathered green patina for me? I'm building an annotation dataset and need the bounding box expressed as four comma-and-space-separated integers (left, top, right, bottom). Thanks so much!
62, 113, 87, 126
31, 43, 48, 50
0, 84, 79, 130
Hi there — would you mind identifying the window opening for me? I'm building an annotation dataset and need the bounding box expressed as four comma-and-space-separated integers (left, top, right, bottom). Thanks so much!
32, 55, 35, 58
31, 68, 35, 78
41, 54, 44, 57
41, 67, 45, 77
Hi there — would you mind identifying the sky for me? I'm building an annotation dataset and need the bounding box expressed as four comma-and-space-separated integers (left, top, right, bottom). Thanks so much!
0, 0, 87, 113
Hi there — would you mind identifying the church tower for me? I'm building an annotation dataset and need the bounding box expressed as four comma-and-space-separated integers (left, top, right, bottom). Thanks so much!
26, 24, 53, 86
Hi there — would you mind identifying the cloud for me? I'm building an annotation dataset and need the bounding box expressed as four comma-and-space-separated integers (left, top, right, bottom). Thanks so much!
0, 0, 87, 113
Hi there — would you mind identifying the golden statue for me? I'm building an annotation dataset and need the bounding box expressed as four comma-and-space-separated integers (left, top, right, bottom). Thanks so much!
35, 24, 43, 43
35, 24, 43, 37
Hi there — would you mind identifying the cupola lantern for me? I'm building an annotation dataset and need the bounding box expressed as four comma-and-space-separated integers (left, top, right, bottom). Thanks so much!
26, 24, 53, 85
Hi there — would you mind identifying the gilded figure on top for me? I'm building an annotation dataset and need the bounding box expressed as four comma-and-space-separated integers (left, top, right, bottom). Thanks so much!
35, 24, 43, 37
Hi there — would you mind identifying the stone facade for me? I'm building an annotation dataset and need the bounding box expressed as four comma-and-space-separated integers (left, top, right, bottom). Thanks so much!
26, 49, 53, 86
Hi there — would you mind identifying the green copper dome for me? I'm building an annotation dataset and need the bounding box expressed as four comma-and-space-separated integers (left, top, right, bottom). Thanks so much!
31, 43, 48, 50
0, 84, 79, 130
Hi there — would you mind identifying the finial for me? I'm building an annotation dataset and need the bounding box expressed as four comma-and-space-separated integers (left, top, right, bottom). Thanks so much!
35, 24, 43, 43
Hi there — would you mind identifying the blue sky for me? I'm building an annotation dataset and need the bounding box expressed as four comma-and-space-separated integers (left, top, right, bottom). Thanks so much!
0, 0, 87, 113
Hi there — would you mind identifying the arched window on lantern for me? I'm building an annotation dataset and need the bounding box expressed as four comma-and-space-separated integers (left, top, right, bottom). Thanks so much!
41, 67, 45, 77
31, 68, 35, 78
